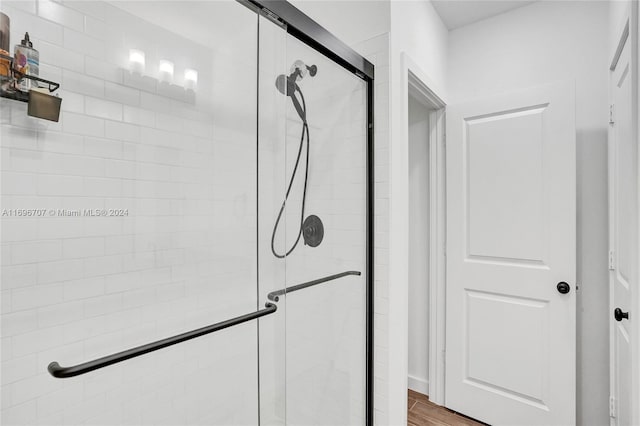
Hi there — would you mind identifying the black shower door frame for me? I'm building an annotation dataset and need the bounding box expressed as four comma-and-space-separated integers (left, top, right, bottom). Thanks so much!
239, 1, 375, 424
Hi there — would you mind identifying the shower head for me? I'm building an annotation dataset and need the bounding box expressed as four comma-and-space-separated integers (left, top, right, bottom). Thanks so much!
275, 60, 317, 122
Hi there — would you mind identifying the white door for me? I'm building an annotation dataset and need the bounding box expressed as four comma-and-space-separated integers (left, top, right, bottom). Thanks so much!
445, 82, 576, 425
609, 19, 637, 426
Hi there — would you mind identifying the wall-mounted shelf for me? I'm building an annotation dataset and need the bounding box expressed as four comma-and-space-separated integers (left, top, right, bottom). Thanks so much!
0, 53, 62, 122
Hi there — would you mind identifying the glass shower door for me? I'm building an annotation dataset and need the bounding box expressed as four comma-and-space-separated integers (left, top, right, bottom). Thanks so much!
1, 0, 370, 424
1, 2, 287, 425
261, 31, 369, 425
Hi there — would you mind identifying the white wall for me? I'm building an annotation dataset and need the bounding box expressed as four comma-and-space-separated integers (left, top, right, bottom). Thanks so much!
387, 2, 448, 424
407, 95, 430, 395
390, 0, 448, 96
447, 2, 610, 424
289, 0, 390, 52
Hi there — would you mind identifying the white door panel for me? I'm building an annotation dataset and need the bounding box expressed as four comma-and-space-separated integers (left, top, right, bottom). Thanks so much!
610, 27, 637, 426
446, 82, 576, 426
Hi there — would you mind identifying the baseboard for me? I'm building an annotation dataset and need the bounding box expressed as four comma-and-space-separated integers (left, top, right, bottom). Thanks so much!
408, 375, 429, 395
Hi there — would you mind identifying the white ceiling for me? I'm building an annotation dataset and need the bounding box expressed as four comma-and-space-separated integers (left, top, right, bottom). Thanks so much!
431, 0, 538, 30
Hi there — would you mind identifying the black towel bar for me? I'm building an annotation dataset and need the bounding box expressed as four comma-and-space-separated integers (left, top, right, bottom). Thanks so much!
48, 270, 361, 378
48, 303, 277, 378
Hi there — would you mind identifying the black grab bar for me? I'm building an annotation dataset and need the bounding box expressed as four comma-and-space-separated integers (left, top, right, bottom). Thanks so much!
48, 303, 277, 378
267, 270, 361, 302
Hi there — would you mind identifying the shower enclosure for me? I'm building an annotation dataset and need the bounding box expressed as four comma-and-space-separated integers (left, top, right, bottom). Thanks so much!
0, 1, 373, 425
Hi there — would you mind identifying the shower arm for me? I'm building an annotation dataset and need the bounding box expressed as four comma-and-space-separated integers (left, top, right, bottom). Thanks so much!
47, 270, 361, 379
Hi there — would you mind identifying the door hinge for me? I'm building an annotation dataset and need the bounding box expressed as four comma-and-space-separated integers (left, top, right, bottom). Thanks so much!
610, 396, 617, 418
609, 250, 615, 270
610, 104, 615, 125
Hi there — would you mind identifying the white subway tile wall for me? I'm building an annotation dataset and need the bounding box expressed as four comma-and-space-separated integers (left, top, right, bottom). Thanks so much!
1, 1, 262, 425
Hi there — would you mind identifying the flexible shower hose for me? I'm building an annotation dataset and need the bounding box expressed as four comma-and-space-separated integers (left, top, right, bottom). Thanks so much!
270, 85, 310, 259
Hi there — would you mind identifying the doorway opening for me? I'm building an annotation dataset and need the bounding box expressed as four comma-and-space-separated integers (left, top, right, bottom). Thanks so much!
408, 92, 432, 397
403, 60, 502, 426
403, 56, 447, 423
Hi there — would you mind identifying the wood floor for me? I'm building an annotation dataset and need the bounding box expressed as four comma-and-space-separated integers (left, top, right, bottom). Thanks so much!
408, 390, 486, 426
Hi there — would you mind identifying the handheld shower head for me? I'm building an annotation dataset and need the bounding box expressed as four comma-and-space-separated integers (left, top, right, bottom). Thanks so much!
275, 60, 318, 121
275, 73, 296, 97
275, 60, 318, 95
271, 60, 323, 259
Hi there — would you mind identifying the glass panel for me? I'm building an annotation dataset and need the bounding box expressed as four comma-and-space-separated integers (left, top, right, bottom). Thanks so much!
280, 36, 368, 425
0, 1, 272, 425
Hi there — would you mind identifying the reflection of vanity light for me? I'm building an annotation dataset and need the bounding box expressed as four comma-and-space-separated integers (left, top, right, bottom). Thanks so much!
129, 49, 145, 74
122, 51, 195, 103
158, 60, 174, 83
184, 68, 198, 90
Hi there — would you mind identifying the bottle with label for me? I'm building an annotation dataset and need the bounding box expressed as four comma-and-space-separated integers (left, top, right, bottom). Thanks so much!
0, 13, 10, 81
14, 32, 39, 91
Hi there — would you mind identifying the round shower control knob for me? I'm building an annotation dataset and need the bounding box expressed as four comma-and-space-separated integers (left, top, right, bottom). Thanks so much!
302, 215, 324, 247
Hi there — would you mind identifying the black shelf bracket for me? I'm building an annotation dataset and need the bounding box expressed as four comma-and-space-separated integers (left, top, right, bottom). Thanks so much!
1, 53, 62, 121
1, 53, 60, 99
